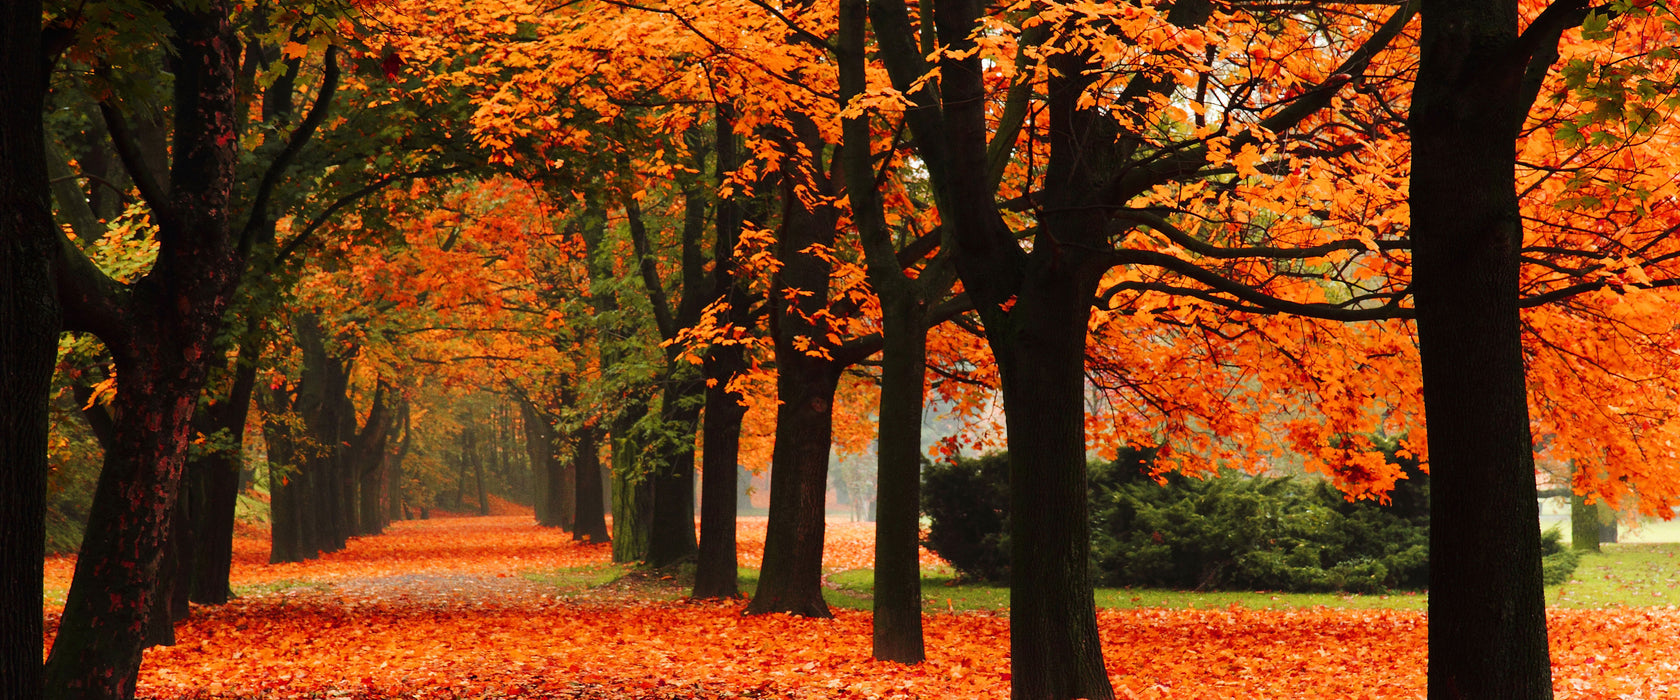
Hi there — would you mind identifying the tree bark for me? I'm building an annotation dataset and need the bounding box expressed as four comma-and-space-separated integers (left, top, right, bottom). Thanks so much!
475, 432, 490, 515
0, 1, 57, 694
354, 382, 392, 535
693, 345, 748, 598
573, 424, 611, 543
521, 398, 573, 529
646, 376, 703, 568
611, 398, 652, 562
693, 105, 753, 598
743, 354, 841, 617
186, 334, 258, 604
839, 0, 939, 661
1411, 1, 1570, 696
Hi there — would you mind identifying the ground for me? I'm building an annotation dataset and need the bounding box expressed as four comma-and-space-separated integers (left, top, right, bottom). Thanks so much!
38, 515, 1680, 698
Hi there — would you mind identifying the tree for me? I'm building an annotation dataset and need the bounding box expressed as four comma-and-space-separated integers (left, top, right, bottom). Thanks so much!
1409, 0, 1600, 694
865, 0, 1421, 695
42, 1, 254, 693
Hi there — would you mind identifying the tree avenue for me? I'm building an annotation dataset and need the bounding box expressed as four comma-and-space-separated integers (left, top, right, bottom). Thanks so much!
12, 0, 1680, 699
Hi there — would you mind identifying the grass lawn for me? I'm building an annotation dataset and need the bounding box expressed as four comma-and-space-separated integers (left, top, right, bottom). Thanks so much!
529, 543, 1680, 613
822, 568, 1431, 612
1551, 542, 1680, 607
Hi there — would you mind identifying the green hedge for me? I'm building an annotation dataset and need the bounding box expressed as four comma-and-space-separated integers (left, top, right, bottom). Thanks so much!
921, 447, 1574, 593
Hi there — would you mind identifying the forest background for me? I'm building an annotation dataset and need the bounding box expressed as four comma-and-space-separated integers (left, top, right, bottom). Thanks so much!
9, 0, 1680, 698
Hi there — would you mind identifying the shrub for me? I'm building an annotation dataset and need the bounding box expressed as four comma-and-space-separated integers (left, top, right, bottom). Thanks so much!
1540, 526, 1581, 585
921, 445, 1444, 594
920, 452, 1011, 582
1090, 470, 1429, 593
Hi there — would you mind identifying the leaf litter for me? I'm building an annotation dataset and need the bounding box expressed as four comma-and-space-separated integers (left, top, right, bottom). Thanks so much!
40, 516, 1680, 698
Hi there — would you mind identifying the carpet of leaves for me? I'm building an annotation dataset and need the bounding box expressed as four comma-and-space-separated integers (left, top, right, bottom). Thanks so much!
40, 516, 1680, 698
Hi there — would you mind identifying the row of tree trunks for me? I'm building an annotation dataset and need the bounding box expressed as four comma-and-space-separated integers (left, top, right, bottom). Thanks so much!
266, 316, 397, 564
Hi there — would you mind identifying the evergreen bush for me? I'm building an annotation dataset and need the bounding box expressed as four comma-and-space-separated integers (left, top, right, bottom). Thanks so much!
920, 444, 1468, 593
920, 452, 1011, 581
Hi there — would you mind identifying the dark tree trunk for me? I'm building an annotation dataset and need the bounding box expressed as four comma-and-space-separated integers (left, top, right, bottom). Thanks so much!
354, 382, 392, 535
693, 346, 748, 598
44, 3, 246, 695
0, 4, 57, 696
692, 105, 750, 600
743, 353, 841, 617
475, 437, 490, 516
646, 377, 703, 568
521, 399, 573, 529
186, 335, 258, 604
623, 160, 711, 570
336, 390, 360, 538
838, 0, 938, 660
573, 424, 611, 543
869, 304, 928, 662
997, 291, 1110, 699
264, 398, 313, 564
296, 317, 351, 554
385, 401, 410, 527
742, 116, 849, 619
1411, 2, 1570, 695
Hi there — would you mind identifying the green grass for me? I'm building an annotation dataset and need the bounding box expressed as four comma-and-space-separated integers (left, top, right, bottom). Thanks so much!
232, 579, 332, 597
523, 563, 633, 590
823, 569, 1431, 612
1550, 542, 1680, 607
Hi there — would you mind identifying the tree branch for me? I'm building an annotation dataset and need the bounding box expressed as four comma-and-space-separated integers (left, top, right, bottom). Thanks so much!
276, 164, 471, 264
98, 100, 173, 227
240, 44, 341, 256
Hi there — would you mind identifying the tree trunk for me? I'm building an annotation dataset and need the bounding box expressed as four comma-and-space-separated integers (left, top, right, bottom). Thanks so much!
691, 104, 751, 599
265, 402, 313, 564
1570, 488, 1601, 554
385, 401, 411, 527
1411, 1, 1557, 695
647, 376, 703, 568
838, 0, 933, 659
743, 356, 841, 617
521, 399, 565, 527
743, 121, 847, 619
475, 437, 490, 516
611, 398, 652, 562
0, 0, 56, 694
573, 424, 611, 543
871, 301, 928, 662
693, 344, 748, 599
995, 259, 1111, 700
353, 382, 392, 536
187, 340, 258, 604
